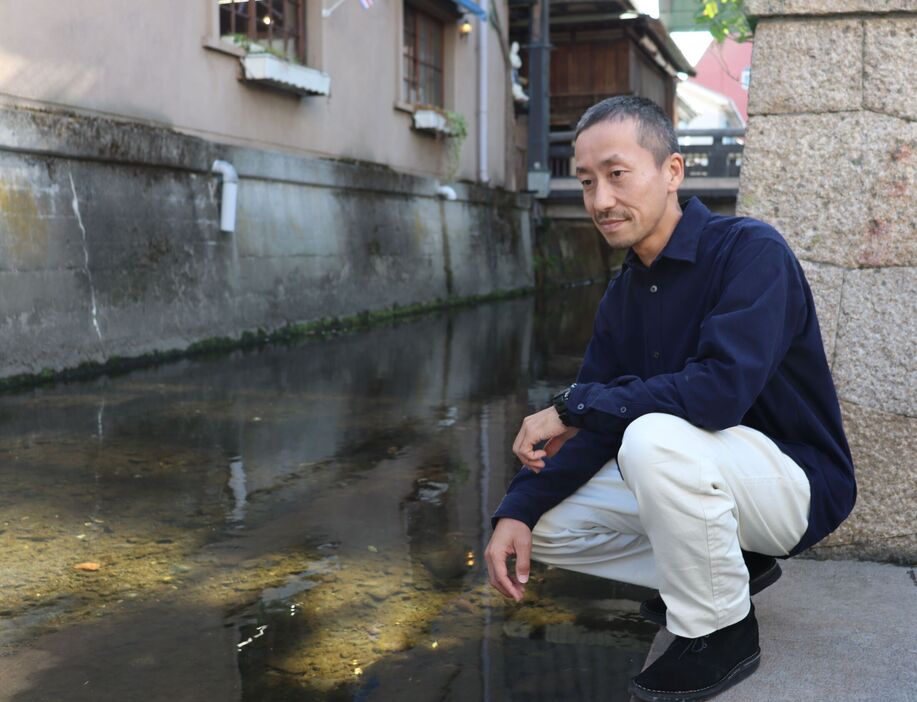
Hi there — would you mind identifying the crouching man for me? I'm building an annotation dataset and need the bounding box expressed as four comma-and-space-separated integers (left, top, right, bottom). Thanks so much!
485, 96, 856, 701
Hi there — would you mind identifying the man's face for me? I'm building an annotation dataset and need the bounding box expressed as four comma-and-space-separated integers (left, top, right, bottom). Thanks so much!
574, 118, 676, 251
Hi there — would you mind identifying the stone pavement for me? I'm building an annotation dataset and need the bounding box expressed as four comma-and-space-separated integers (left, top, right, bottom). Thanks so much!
634, 558, 917, 702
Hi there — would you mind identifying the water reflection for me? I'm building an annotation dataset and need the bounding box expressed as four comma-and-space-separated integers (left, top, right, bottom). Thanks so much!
227, 456, 248, 527
0, 285, 658, 702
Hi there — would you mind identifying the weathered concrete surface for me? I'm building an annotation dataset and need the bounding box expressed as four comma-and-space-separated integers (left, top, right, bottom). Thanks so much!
739, 4, 916, 562
739, 111, 916, 269
864, 17, 917, 121
815, 402, 917, 562
832, 267, 917, 417
746, 0, 917, 15
636, 559, 917, 702
534, 219, 616, 287
0, 106, 533, 380
0, 107, 215, 174
748, 19, 863, 115
798, 260, 844, 363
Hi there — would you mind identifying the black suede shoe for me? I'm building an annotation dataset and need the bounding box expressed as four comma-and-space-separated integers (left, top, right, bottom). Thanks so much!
629, 604, 760, 701
640, 551, 781, 626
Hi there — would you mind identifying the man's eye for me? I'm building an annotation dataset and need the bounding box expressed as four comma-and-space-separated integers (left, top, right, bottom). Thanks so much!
580, 179, 593, 188
610, 170, 625, 178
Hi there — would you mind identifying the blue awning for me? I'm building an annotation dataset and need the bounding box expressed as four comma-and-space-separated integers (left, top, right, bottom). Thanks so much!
453, 0, 487, 20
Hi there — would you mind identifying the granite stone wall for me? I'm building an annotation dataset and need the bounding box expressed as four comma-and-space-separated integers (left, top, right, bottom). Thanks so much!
740, 1, 916, 561
0, 107, 534, 381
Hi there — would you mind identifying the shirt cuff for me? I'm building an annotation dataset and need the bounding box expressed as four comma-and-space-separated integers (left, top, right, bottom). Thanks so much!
566, 380, 636, 433
491, 492, 540, 531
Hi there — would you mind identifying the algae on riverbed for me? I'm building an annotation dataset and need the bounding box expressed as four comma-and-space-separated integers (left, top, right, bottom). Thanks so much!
0, 286, 657, 701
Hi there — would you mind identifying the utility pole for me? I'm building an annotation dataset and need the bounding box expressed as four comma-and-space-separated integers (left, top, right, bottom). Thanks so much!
526, 0, 550, 198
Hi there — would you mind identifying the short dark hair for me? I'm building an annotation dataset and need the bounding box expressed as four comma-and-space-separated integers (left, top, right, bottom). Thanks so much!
574, 96, 679, 168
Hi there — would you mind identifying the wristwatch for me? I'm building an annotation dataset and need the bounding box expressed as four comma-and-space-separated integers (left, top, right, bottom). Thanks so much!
552, 383, 577, 426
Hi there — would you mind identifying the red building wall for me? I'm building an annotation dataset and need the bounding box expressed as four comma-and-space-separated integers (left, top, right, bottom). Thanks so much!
690, 37, 754, 123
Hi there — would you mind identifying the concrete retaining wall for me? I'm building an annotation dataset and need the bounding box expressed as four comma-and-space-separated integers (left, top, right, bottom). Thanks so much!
0, 106, 534, 380
534, 217, 618, 288
740, 1, 916, 562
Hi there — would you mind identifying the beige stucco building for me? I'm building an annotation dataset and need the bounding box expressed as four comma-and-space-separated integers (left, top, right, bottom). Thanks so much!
0, 0, 514, 186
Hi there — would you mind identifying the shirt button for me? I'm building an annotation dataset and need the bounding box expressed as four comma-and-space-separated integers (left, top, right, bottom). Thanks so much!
577, 403, 585, 410
652, 351, 660, 359
649, 285, 658, 293
619, 406, 627, 414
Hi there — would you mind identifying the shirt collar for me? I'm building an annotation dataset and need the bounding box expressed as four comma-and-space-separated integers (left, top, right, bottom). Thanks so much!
622, 197, 710, 271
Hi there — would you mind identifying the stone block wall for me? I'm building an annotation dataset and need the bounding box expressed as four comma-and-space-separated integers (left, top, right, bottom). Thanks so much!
0, 107, 534, 381
740, 1, 916, 561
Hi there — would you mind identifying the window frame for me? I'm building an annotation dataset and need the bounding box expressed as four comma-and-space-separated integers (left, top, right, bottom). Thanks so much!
211, 0, 308, 66
402, 4, 445, 109
394, 0, 460, 116
201, 0, 314, 69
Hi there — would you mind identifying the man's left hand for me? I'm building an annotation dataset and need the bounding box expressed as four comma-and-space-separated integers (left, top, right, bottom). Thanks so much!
512, 407, 579, 472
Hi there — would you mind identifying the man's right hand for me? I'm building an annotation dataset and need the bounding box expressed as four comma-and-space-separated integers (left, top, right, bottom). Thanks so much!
484, 518, 532, 601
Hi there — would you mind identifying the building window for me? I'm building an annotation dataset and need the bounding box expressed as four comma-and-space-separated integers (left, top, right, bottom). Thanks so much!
740, 67, 751, 91
219, 0, 306, 64
403, 5, 444, 107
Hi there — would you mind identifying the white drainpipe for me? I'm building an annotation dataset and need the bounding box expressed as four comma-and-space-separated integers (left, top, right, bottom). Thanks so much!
436, 182, 458, 200
477, 0, 489, 184
211, 160, 239, 233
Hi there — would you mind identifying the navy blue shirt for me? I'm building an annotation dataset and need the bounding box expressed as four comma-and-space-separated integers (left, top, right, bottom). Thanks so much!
494, 198, 856, 556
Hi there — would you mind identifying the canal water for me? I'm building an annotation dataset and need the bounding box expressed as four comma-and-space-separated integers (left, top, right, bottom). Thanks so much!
0, 284, 658, 702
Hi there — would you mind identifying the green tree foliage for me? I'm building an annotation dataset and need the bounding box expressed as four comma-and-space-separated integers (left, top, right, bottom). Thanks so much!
695, 0, 753, 43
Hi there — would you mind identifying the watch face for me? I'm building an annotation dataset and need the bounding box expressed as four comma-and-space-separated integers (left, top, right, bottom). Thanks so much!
554, 384, 576, 410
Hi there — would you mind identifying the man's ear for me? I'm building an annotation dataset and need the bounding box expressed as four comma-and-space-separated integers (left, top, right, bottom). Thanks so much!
666, 153, 685, 193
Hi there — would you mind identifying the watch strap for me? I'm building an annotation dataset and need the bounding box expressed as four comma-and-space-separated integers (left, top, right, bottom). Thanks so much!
552, 383, 577, 426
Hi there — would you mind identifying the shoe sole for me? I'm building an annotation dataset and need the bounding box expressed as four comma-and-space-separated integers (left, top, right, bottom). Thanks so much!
628, 649, 761, 701
749, 560, 782, 595
639, 562, 782, 626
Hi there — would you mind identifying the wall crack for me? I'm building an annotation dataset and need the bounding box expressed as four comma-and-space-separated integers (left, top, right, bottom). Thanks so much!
68, 170, 103, 345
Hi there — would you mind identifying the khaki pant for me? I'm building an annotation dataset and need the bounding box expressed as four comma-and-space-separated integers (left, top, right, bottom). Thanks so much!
531, 413, 811, 638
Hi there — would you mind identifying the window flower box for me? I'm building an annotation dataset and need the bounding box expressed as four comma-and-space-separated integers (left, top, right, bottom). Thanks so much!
412, 108, 456, 136
240, 52, 330, 97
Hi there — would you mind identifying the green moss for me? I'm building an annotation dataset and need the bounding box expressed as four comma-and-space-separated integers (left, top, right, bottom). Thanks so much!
187, 336, 238, 354
533, 252, 564, 274
0, 288, 535, 394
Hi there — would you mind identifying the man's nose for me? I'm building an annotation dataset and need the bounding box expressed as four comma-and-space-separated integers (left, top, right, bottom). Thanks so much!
593, 180, 617, 212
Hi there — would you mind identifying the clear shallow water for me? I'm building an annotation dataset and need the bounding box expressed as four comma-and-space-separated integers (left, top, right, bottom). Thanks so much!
0, 285, 658, 702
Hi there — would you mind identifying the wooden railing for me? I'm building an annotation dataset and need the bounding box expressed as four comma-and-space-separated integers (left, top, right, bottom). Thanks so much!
678, 128, 744, 179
